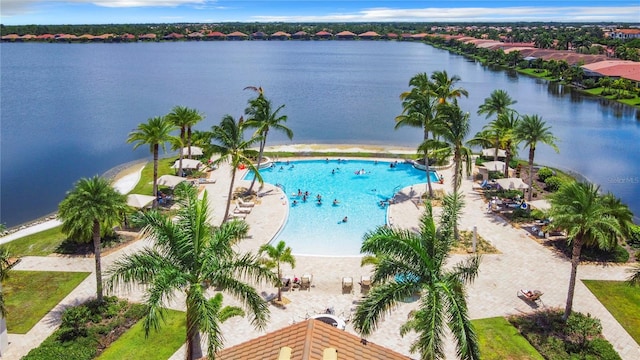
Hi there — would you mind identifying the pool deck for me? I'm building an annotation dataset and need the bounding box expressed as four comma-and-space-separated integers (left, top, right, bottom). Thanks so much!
4, 146, 640, 360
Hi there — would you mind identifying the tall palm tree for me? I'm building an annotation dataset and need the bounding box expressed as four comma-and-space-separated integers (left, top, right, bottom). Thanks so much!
490, 112, 521, 175
0, 247, 19, 317
243, 87, 292, 194
127, 116, 176, 208
514, 115, 559, 201
430, 70, 468, 105
395, 73, 441, 198
106, 188, 276, 360
167, 106, 205, 159
432, 104, 473, 192
209, 115, 262, 222
259, 240, 296, 302
477, 89, 518, 161
58, 176, 127, 303
354, 200, 481, 360
549, 182, 633, 321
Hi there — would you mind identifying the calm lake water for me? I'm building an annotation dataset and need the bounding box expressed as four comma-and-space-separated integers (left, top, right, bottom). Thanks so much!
1, 41, 639, 227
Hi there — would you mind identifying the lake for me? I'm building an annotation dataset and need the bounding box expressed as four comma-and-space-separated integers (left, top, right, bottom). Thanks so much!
1, 41, 639, 227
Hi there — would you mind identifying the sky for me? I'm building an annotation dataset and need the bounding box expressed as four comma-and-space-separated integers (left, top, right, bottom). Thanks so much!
1, 0, 639, 25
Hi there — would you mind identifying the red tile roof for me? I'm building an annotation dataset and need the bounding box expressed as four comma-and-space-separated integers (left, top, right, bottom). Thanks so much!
206, 31, 226, 37
336, 31, 357, 37
227, 31, 248, 37
215, 320, 412, 360
315, 31, 332, 36
358, 31, 380, 37
271, 31, 291, 37
582, 60, 640, 82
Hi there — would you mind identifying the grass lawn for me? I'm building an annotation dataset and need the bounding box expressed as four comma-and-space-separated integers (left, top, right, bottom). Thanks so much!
129, 157, 176, 195
582, 280, 640, 344
474, 317, 544, 360
4, 270, 90, 333
97, 309, 185, 360
3, 225, 67, 257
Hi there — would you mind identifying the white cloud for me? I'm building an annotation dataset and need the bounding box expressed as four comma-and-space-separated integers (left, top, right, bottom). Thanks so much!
82, 0, 207, 8
252, 6, 640, 23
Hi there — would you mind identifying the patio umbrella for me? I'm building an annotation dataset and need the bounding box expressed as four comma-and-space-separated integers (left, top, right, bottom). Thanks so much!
157, 174, 187, 188
172, 159, 202, 170
482, 161, 506, 172
126, 194, 156, 209
181, 146, 203, 157
495, 177, 529, 190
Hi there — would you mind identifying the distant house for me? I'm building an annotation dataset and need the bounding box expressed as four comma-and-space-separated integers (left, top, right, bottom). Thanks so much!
163, 33, 184, 40
215, 320, 412, 360
385, 33, 399, 40
335, 31, 357, 40
358, 31, 380, 40
20, 34, 37, 41
55, 34, 78, 42
227, 31, 248, 40
315, 31, 333, 39
1, 34, 21, 42
411, 33, 428, 41
119, 33, 136, 42
609, 29, 640, 40
251, 31, 268, 40
206, 31, 226, 40
271, 31, 291, 40
138, 33, 157, 41
401, 33, 414, 41
292, 31, 309, 40
187, 32, 204, 40
36, 34, 55, 41
582, 60, 640, 85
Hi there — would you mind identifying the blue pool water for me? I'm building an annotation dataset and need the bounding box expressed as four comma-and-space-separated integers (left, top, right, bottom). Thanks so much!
245, 159, 438, 256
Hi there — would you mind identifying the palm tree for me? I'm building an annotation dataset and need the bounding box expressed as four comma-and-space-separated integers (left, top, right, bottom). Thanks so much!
477, 89, 518, 161
628, 263, 640, 286
259, 240, 296, 302
106, 188, 276, 360
430, 70, 468, 105
127, 116, 176, 208
167, 106, 204, 159
514, 115, 559, 201
354, 200, 481, 360
491, 112, 521, 175
0, 247, 19, 317
243, 87, 292, 194
432, 104, 473, 192
549, 182, 633, 321
209, 115, 262, 222
58, 176, 127, 303
395, 73, 441, 198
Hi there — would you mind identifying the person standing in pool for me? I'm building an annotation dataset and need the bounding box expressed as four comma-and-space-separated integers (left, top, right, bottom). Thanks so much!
342, 216, 348, 223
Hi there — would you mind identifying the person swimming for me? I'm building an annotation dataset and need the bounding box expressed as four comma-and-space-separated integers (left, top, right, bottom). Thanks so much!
342, 216, 348, 223
333, 199, 339, 206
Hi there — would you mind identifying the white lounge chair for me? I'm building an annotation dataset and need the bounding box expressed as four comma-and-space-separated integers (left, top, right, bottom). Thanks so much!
360, 275, 371, 294
300, 273, 312, 291
234, 201, 252, 213
227, 212, 247, 220
238, 198, 255, 208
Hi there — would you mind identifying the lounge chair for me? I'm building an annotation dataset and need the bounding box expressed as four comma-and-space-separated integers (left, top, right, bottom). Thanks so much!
360, 275, 371, 294
300, 273, 312, 291
280, 275, 293, 292
238, 198, 255, 208
234, 201, 252, 213
342, 277, 353, 294
227, 212, 247, 220
518, 289, 543, 304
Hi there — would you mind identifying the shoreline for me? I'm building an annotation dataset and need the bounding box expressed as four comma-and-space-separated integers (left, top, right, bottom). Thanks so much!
1, 143, 636, 238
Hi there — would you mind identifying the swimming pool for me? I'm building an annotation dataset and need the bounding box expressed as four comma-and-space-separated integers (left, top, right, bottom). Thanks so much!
245, 159, 438, 256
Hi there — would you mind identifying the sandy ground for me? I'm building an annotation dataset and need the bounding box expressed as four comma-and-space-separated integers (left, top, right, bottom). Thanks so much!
3, 146, 639, 360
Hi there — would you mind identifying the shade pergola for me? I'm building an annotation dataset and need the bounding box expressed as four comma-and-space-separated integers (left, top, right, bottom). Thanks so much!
126, 194, 156, 209
495, 177, 529, 190
172, 159, 202, 170
481, 148, 507, 158
482, 161, 507, 172
157, 174, 187, 188
181, 146, 203, 157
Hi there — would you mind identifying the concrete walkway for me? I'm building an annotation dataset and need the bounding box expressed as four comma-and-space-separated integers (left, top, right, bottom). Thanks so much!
3, 156, 639, 359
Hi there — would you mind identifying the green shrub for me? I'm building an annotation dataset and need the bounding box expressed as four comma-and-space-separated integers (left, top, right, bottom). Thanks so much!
583, 79, 597, 89
537, 167, 554, 181
544, 176, 563, 192
530, 209, 546, 220
59, 306, 91, 341
489, 171, 503, 180
587, 338, 622, 360
566, 313, 602, 348
626, 225, 640, 248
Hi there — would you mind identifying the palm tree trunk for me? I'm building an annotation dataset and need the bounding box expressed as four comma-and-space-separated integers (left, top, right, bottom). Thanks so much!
187, 127, 193, 159
453, 152, 461, 193
248, 137, 266, 194
526, 147, 535, 201
93, 220, 103, 303
504, 142, 511, 177
223, 168, 237, 223
424, 129, 433, 198
563, 237, 584, 321
494, 134, 500, 162
277, 263, 282, 302
185, 302, 203, 360
152, 145, 159, 208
